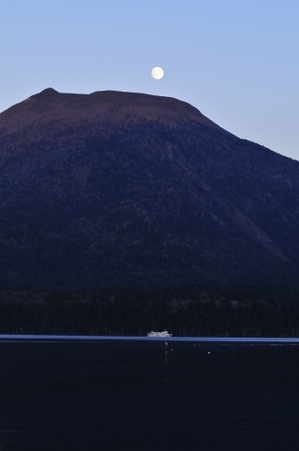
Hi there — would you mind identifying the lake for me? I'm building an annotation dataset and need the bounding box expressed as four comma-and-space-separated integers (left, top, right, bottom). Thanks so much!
1, 336, 299, 450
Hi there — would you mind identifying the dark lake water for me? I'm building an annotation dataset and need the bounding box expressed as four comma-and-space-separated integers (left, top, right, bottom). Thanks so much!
1, 336, 299, 450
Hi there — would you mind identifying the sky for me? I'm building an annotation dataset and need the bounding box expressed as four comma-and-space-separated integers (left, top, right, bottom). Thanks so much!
1, 0, 299, 160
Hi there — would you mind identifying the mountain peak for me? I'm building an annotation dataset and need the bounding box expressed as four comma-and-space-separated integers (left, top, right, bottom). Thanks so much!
34, 87, 60, 98
0, 88, 233, 137
0, 88, 299, 293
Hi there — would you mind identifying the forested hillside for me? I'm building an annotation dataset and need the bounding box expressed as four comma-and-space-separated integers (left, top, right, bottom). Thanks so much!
0, 89, 299, 295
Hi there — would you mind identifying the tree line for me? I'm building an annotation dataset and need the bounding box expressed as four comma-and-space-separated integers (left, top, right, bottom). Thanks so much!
0, 288, 299, 337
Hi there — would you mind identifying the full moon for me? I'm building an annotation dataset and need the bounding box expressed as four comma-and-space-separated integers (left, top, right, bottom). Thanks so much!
151, 67, 164, 80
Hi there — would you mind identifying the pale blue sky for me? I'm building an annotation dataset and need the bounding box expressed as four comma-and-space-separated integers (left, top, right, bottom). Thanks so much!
1, 0, 298, 160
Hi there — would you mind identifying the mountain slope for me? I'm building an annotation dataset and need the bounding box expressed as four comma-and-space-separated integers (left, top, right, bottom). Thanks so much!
0, 88, 299, 293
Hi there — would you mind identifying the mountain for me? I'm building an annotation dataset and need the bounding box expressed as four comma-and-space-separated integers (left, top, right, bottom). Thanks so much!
0, 88, 299, 296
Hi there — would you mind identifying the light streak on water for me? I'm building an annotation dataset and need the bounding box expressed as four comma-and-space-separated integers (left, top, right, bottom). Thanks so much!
1, 334, 299, 344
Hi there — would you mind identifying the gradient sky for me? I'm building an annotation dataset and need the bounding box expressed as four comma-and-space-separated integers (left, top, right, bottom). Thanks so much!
1, 0, 298, 160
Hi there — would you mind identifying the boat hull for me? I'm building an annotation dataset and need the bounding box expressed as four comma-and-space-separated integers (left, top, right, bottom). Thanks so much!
147, 330, 172, 337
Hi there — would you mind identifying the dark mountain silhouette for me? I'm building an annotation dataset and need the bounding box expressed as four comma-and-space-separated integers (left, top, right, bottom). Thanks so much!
0, 88, 299, 296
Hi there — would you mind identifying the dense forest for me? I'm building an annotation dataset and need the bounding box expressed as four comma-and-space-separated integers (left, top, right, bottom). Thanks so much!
1, 288, 299, 337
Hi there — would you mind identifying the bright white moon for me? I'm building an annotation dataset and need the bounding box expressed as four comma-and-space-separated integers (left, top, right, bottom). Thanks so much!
151, 67, 164, 80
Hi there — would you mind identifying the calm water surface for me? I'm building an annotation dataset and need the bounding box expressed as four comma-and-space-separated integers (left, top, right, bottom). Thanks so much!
0, 337, 299, 450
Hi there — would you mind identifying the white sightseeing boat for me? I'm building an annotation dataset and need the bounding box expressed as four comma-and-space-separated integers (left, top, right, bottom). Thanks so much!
147, 329, 172, 337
